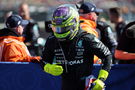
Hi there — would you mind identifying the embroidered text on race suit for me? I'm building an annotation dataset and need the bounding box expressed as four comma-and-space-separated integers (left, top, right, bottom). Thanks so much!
56, 59, 84, 65
54, 40, 85, 65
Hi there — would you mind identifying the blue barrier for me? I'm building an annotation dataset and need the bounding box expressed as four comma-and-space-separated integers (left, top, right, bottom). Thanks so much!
0, 62, 61, 90
93, 64, 135, 90
0, 62, 135, 90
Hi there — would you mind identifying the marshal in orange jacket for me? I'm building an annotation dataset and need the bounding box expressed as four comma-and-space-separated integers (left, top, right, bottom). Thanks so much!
80, 16, 99, 37
0, 28, 41, 62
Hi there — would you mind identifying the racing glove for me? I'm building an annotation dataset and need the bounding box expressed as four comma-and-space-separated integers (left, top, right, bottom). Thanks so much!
92, 69, 109, 90
44, 63, 63, 76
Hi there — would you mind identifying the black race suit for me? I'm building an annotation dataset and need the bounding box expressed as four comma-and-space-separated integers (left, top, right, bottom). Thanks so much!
97, 21, 117, 54
97, 21, 117, 64
42, 29, 112, 90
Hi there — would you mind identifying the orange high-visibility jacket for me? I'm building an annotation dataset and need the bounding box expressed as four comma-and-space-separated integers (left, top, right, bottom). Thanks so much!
0, 36, 40, 62
80, 16, 99, 38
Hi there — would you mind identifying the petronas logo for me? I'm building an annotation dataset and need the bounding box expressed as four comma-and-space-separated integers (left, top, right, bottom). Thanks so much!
77, 40, 83, 47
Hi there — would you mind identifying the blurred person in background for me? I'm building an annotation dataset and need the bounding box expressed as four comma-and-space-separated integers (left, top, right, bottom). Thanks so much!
79, 2, 99, 38
0, 15, 41, 62
109, 7, 126, 42
19, 3, 41, 56
115, 21, 135, 64
4, 11, 13, 22
79, 2, 117, 64
96, 13, 118, 64
41, 5, 112, 90
3, 11, 13, 28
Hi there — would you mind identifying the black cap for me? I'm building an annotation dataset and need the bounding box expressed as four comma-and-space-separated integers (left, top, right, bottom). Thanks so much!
79, 2, 103, 14
6, 14, 29, 28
